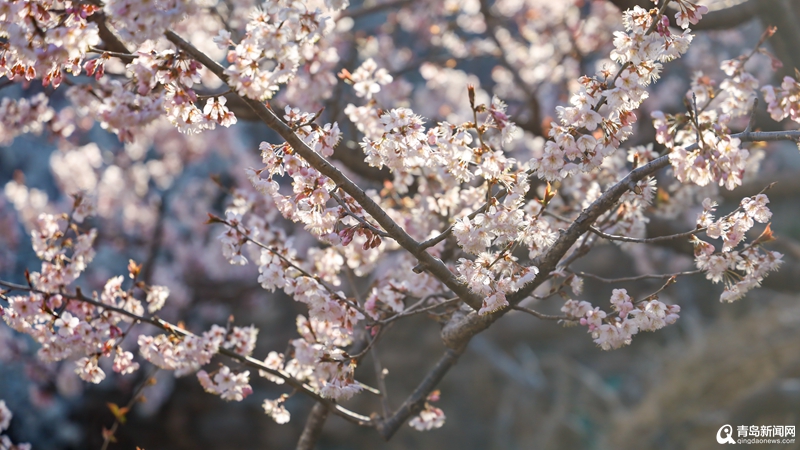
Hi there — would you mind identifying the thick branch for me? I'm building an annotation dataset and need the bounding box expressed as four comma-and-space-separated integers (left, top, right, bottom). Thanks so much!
296, 402, 330, 450
87, 11, 135, 62
374, 346, 465, 440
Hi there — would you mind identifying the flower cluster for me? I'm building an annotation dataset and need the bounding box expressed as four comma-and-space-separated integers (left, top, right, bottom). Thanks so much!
530, 4, 697, 182
290, 315, 363, 400
762, 74, 800, 123
693, 195, 783, 302
67, 80, 164, 142
409, 391, 446, 431
262, 394, 291, 424
138, 325, 225, 376
457, 255, 538, 315
0, 0, 100, 87
0, 94, 55, 145
562, 289, 680, 351
357, 97, 518, 192
347, 58, 393, 99
215, 192, 367, 400
669, 134, 749, 190
361, 108, 431, 173
197, 365, 253, 402
717, 58, 759, 118
249, 151, 337, 238
672, 0, 708, 29
105, 0, 196, 44
653, 35, 779, 193
221, 2, 331, 101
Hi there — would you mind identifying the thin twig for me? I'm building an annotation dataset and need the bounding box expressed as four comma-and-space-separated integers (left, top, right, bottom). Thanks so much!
510, 305, 572, 321
339, 0, 411, 19
370, 346, 391, 418
88, 47, 137, 60
745, 97, 759, 133
589, 225, 703, 243
100, 366, 160, 450
575, 269, 701, 283
380, 297, 460, 325
634, 275, 677, 304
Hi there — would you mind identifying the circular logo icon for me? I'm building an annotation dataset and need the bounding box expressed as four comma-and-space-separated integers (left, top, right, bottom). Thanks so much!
717, 424, 736, 444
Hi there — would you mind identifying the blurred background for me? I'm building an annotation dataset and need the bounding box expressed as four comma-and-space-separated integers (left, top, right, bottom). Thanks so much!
2, 0, 800, 449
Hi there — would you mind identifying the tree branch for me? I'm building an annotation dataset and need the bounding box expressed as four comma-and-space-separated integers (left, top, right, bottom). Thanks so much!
296, 402, 330, 450
374, 345, 465, 440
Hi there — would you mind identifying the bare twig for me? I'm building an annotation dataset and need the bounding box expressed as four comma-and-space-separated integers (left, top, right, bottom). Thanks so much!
380, 297, 460, 324
745, 97, 759, 134
575, 269, 701, 283
633, 275, 677, 304
510, 305, 572, 321
589, 225, 703, 243
339, 0, 411, 19
100, 367, 160, 450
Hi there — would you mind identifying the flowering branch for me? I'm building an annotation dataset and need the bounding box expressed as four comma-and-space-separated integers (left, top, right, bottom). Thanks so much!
163, 30, 486, 311
0, 280, 373, 426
